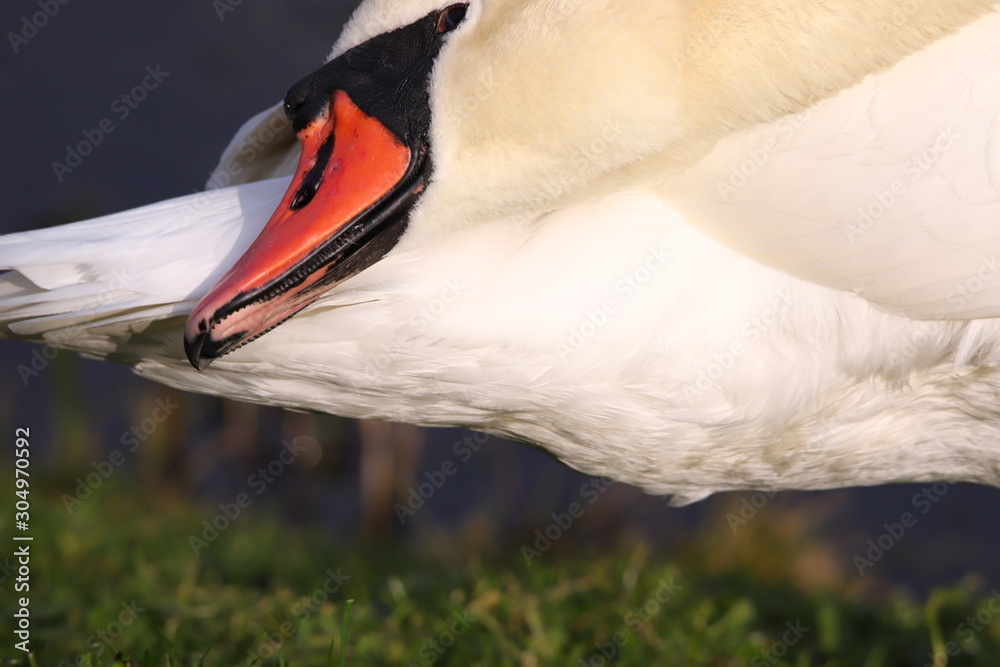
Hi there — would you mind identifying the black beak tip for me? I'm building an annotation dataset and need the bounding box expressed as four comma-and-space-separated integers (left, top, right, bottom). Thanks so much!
184, 332, 214, 372
184, 325, 249, 372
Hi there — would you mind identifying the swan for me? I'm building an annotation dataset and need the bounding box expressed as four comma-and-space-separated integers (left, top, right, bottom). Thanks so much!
1, 0, 999, 505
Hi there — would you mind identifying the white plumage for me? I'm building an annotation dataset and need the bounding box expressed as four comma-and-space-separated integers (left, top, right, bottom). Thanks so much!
664, 10, 1000, 319
2, 1, 999, 504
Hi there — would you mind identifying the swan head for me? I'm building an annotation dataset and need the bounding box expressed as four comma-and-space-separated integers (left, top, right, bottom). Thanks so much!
184, 0, 693, 370
185, 0, 964, 369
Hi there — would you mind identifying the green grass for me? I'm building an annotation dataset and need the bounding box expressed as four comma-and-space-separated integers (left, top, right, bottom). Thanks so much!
2, 479, 1000, 666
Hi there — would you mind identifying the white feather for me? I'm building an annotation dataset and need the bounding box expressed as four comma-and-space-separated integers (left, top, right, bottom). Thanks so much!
663, 10, 1000, 319
2, 1, 1000, 502
3, 185, 1000, 502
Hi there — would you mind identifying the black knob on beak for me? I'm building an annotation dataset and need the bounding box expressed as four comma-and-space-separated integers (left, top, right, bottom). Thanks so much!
283, 66, 341, 133
283, 82, 308, 122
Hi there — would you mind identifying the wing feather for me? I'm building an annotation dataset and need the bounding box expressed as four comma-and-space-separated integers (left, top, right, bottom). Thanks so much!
664, 10, 1000, 320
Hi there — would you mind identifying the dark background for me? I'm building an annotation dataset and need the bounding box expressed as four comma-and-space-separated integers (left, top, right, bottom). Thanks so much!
0, 0, 997, 597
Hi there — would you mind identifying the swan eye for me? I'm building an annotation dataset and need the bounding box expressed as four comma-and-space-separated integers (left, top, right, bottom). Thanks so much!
437, 4, 469, 34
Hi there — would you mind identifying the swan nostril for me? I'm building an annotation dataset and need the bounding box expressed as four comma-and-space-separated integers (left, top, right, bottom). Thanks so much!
283, 86, 308, 120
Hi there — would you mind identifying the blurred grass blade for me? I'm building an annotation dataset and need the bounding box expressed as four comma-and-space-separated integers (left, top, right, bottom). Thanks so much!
338, 599, 356, 667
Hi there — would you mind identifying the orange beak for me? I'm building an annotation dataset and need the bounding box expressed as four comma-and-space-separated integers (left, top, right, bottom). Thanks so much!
183, 4, 468, 370
184, 91, 426, 370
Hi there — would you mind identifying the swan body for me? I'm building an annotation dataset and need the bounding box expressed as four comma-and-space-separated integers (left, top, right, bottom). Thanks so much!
2, 1, 999, 503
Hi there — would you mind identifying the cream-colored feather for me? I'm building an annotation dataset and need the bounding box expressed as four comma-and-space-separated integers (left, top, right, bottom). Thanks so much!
664, 5, 1000, 319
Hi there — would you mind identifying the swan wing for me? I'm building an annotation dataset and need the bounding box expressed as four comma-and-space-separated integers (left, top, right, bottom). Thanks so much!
0, 178, 287, 361
665, 10, 1000, 320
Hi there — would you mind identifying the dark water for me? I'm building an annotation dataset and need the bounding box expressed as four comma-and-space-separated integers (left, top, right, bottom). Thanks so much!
1, 0, 998, 599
